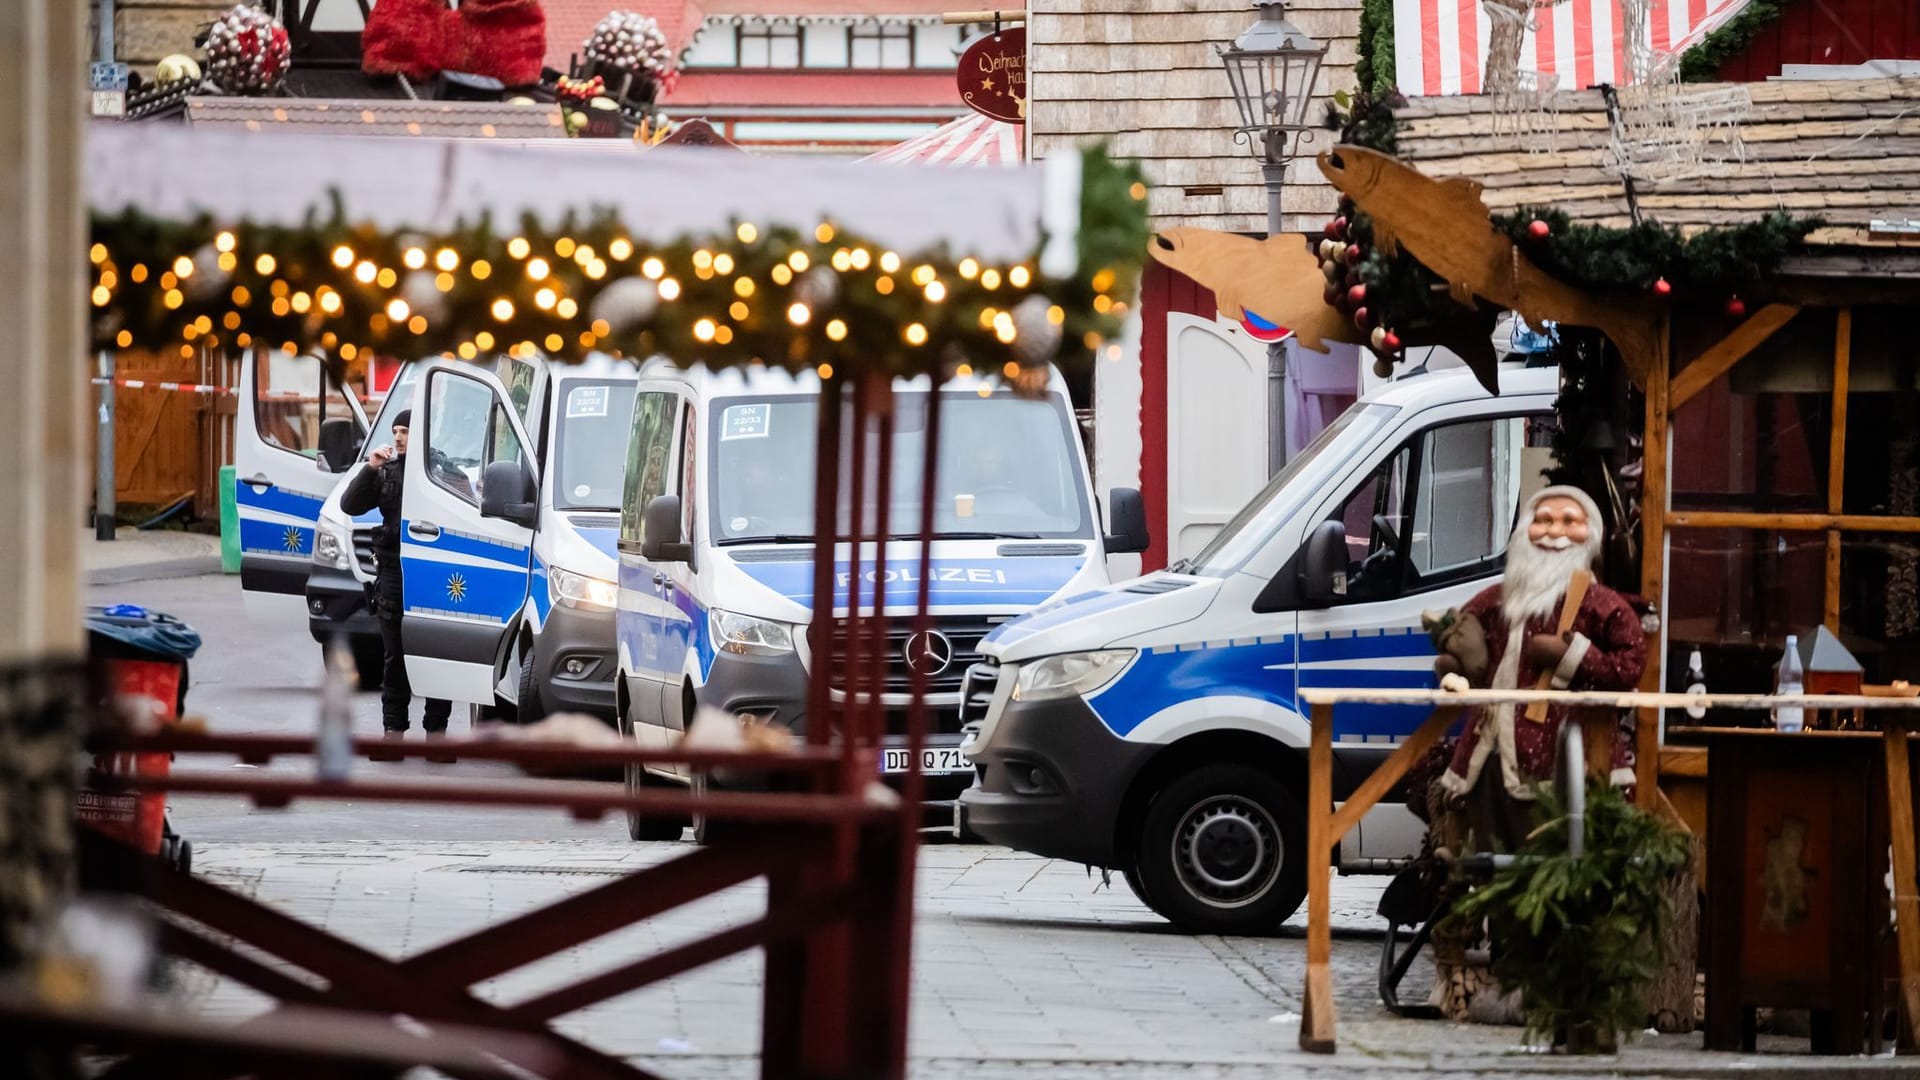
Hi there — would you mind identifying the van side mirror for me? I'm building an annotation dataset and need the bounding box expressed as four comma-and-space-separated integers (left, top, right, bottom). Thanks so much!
1103, 488, 1150, 555
316, 418, 362, 473
1300, 520, 1349, 607
480, 462, 537, 528
641, 495, 692, 562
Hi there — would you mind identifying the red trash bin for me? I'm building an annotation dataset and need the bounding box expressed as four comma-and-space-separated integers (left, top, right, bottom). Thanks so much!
77, 658, 180, 855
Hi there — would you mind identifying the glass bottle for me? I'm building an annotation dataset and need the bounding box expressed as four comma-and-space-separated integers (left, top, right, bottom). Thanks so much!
1774, 635, 1805, 733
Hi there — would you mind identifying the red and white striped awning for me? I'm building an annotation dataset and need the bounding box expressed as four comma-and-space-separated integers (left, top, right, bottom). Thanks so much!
863, 113, 1022, 167
1394, 0, 1755, 96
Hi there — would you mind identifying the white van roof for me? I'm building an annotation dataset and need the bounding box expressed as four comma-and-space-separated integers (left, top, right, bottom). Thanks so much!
634, 359, 1072, 400
1366, 363, 1558, 410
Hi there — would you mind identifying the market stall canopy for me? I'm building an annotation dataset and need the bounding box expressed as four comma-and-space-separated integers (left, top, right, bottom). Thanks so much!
1393, 0, 1754, 96
88, 123, 1046, 260
1390, 77, 1920, 256
863, 114, 1021, 167
185, 98, 569, 140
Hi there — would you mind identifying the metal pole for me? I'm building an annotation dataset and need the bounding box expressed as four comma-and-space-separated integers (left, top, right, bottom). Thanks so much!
97, 0, 115, 62
1263, 158, 1289, 476
96, 350, 116, 541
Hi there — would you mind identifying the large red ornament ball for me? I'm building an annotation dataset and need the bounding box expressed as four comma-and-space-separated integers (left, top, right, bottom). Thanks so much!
1347, 283, 1367, 305
1353, 306, 1371, 329
1652, 277, 1673, 297
1345, 244, 1363, 265
1330, 216, 1348, 239
205, 3, 291, 95
1381, 330, 1402, 352
1725, 295, 1747, 317
1527, 219, 1551, 241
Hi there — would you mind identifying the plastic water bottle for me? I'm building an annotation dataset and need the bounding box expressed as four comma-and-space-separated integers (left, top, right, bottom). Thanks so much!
317, 636, 355, 780
1685, 649, 1708, 720
1774, 635, 1805, 733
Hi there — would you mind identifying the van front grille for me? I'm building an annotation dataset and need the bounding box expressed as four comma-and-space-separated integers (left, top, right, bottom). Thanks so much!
352, 526, 377, 577
824, 616, 996, 697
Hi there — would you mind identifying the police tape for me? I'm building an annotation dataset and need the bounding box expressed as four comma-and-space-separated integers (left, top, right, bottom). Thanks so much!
89, 377, 310, 398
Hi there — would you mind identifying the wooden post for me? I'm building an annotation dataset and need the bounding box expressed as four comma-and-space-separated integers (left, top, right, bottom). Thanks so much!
1637, 317, 1671, 806
1826, 308, 1852, 633
1885, 719, 1920, 1053
1301, 701, 1336, 1053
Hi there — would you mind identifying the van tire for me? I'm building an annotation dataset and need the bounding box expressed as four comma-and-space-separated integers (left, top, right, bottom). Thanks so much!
517, 645, 547, 725
1132, 764, 1307, 934
349, 636, 385, 692
619, 704, 688, 842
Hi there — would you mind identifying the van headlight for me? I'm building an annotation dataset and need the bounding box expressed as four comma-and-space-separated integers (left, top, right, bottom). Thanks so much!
711, 609, 795, 656
313, 519, 352, 570
550, 567, 619, 611
1012, 649, 1135, 702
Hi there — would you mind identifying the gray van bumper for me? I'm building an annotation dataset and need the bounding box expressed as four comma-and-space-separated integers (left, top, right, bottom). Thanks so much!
533, 604, 618, 718
958, 694, 1154, 866
306, 563, 378, 643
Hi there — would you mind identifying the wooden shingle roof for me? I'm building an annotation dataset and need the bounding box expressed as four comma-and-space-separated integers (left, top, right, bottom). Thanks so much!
1391, 77, 1920, 248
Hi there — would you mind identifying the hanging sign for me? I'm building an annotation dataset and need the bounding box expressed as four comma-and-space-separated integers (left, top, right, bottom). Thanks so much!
958, 27, 1026, 124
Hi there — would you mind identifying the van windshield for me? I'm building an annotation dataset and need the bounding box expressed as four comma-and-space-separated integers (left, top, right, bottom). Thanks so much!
1184, 403, 1400, 578
552, 380, 638, 511
710, 390, 1091, 544
365, 362, 422, 458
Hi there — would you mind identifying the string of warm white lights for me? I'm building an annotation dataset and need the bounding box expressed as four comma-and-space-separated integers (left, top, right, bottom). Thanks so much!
90, 147, 1151, 382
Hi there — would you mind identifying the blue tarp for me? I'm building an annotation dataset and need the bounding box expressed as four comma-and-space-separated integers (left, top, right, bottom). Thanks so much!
85, 604, 202, 662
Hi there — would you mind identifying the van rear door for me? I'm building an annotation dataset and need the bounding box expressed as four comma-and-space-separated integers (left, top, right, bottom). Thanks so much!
235, 350, 367, 625
398, 361, 538, 702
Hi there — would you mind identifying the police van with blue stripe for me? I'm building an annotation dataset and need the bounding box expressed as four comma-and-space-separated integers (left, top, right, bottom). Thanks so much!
613, 362, 1148, 840
957, 365, 1558, 933
275, 352, 638, 721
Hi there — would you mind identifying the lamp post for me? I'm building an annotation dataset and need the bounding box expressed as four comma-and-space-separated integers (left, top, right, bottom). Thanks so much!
1218, 1, 1325, 474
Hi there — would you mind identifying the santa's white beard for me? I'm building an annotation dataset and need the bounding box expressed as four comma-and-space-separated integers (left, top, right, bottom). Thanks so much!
1488, 535, 1594, 694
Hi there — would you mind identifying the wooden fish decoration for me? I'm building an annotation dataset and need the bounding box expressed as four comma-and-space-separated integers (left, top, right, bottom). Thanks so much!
1148, 228, 1363, 354
1317, 145, 1659, 391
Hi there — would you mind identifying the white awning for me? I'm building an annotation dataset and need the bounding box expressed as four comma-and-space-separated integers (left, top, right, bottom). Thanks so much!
87, 123, 1044, 260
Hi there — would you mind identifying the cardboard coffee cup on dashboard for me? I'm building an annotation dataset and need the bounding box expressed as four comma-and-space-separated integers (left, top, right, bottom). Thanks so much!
955, 493, 975, 519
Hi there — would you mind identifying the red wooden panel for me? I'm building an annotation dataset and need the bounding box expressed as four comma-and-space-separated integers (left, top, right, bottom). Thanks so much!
1778, 0, 1814, 65
1136, 259, 1217, 574
1718, 0, 1920, 81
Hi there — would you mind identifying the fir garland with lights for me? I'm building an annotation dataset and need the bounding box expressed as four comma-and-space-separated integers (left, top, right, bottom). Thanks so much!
88, 147, 1149, 382
1490, 207, 1821, 299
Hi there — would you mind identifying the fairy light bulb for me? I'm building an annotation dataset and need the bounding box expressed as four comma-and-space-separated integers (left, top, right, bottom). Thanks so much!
694, 318, 717, 342
788, 251, 810, 272
880, 252, 902, 274
924, 281, 946, 303
556, 297, 579, 319
771, 264, 793, 286
849, 249, 871, 271
90, 243, 109, 264
815, 223, 835, 243
527, 257, 550, 280
641, 257, 665, 280
817, 362, 834, 379
331, 246, 355, 269
535, 287, 557, 310
693, 250, 714, 270
824, 319, 847, 342
354, 261, 377, 284
980, 268, 1002, 290
1009, 265, 1032, 288
714, 254, 736, 275
408, 315, 428, 335
729, 301, 750, 321
904, 323, 928, 346
734, 277, 755, 298
386, 298, 410, 321
831, 250, 853, 273
472, 259, 493, 280
737, 222, 759, 244
435, 248, 459, 271
475, 331, 495, 350
958, 258, 980, 279
507, 237, 531, 259
376, 268, 397, 288
609, 237, 633, 261
403, 248, 427, 270
491, 298, 515, 321
787, 302, 811, 325
254, 254, 276, 275
658, 277, 681, 301
555, 237, 577, 259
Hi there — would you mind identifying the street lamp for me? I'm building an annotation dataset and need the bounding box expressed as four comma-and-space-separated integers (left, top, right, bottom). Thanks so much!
1218, 1, 1325, 474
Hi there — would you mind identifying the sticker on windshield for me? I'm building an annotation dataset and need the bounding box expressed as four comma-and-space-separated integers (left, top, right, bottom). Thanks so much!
566, 386, 610, 418
573, 484, 593, 499
722, 403, 770, 440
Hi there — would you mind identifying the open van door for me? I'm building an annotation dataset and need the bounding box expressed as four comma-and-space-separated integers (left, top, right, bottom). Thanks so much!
235, 349, 368, 625
398, 361, 538, 703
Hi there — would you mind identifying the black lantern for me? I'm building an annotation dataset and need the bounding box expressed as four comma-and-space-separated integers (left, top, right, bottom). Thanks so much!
1217, 2, 1327, 167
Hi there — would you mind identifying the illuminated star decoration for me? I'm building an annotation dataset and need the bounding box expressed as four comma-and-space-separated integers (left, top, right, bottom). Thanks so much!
282, 526, 304, 552
446, 572, 468, 604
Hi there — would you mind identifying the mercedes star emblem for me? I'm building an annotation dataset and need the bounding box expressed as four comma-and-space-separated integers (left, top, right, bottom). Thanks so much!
903, 630, 955, 676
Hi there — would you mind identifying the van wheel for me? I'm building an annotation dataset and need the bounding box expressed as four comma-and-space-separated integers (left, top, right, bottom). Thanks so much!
1132, 764, 1307, 934
349, 636, 385, 692
517, 645, 547, 725
620, 710, 688, 842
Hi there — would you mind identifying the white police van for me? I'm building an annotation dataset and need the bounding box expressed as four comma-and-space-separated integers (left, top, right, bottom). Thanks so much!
957, 365, 1558, 933
302, 352, 638, 721
614, 362, 1149, 840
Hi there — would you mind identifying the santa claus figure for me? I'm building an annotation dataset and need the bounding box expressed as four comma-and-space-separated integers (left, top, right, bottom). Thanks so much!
1435, 485, 1646, 847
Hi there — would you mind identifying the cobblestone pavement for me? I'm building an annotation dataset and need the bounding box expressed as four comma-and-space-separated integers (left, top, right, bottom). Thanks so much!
177, 841, 1906, 1079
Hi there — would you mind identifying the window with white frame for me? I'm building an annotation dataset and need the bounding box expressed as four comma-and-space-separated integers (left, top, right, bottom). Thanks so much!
737, 22, 802, 67
849, 23, 912, 69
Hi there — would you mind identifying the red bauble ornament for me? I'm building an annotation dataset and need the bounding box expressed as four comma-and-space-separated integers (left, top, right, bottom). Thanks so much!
1652, 277, 1672, 297
1353, 307, 1371, 329
1381, 331, 1402, 352
1330, 216, 1348, 239
1527, 219, 1551, 241
1347, 283, 1367, 305
1725, 295, 1747, 317
1346, 244, 1363, 265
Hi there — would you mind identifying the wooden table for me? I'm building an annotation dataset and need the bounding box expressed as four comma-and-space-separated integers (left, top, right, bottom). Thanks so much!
1294, 686, 1920, 1054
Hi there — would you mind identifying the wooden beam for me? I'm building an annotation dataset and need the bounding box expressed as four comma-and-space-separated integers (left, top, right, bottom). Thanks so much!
1827, 530, 1843, 632
1829, 308, 1852, 515
1884, 723, 1920, 1052
1667, 511, 1920, 534
1301, 700, 1336, 1054
1668, 304, 1801, 410
1327, 707, 1459, 843
1638, 320, 1671, 807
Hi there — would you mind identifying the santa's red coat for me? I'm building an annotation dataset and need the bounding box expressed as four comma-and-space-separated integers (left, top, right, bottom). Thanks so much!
1442, 579, 1647, 799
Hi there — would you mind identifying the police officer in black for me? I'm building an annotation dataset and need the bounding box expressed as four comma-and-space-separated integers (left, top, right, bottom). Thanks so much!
341, 409, 452, 753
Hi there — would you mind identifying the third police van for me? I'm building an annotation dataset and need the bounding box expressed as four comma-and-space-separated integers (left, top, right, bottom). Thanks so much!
613, 362, 1148, 841
957, 364, 1559, 933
